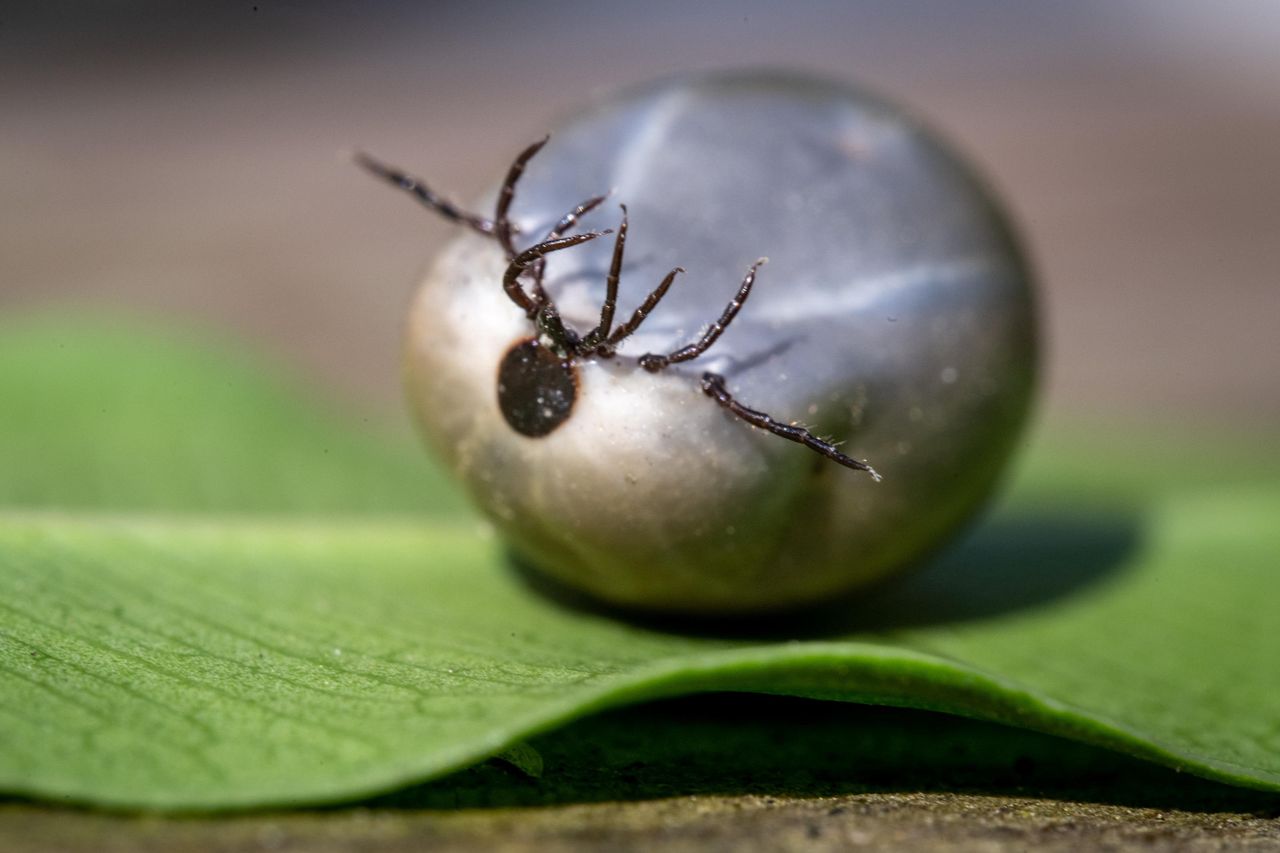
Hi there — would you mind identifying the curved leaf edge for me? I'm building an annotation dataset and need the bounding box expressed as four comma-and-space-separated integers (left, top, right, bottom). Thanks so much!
5, 632, 1274, 813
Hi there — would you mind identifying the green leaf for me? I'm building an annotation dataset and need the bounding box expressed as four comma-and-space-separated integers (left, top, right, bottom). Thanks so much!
0, 312, 1277, 810
0, 312, 465, 516
492, 743, 544, 779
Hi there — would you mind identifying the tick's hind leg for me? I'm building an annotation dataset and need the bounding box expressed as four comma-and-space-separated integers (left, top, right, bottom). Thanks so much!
632, 256, 879, 478
701, 373, 881, 480
354, 152, 496, 237
638, 258, 766, 372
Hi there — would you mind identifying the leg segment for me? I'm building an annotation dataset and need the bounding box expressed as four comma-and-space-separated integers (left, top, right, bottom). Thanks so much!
503, 230, 611, 317
581, 205, 628, 349
600, 266, 684, 352
545, 193, 610, 241
494, 136, 550, 259
528, 192, 611, 306
354, 151, 495, 236
701, 373, 882, 480
638, 258, 767, 372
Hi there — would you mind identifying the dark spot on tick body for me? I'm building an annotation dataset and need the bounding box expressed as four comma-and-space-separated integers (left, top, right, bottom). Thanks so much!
497, 337, 577, 437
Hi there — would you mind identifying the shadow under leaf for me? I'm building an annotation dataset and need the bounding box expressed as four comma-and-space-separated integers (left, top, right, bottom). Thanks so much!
369, 694, 1276, 815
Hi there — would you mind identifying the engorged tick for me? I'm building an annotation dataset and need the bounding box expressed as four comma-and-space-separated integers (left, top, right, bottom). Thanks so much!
355, 140, 880, 480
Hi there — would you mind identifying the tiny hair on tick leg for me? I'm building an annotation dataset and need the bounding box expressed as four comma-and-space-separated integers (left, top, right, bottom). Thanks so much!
356, 144, 880, 477
360, 71, 1037, 614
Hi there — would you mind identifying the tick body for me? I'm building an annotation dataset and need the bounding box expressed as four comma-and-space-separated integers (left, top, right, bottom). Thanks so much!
379, 71, 1036, 614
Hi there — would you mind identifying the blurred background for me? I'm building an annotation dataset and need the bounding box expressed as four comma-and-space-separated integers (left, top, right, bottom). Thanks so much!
3, 1, 1278, 431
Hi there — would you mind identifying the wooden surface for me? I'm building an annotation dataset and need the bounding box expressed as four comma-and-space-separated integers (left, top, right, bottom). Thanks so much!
4, 794, 1279, 853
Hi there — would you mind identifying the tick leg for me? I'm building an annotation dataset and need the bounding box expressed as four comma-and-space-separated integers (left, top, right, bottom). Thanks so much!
529, 192, 611, 305
603, 266, 684, 350
354, 151, 495, 236
581, 205, 628, 349
504, 230, 611, 317
545, 193, 610, 241
494, 136, 550, 259
638, 258, 766, 372
701, 373, 882, 480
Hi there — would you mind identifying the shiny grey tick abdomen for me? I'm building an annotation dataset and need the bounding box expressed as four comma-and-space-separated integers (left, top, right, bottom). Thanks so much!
404, 71, 1037, 614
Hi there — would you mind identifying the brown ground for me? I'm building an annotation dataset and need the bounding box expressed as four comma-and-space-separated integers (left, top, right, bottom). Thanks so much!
5, 793, 1280, 853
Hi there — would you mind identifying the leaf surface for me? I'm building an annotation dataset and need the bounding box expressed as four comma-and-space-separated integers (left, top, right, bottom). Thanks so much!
0, 313, 1276, 809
